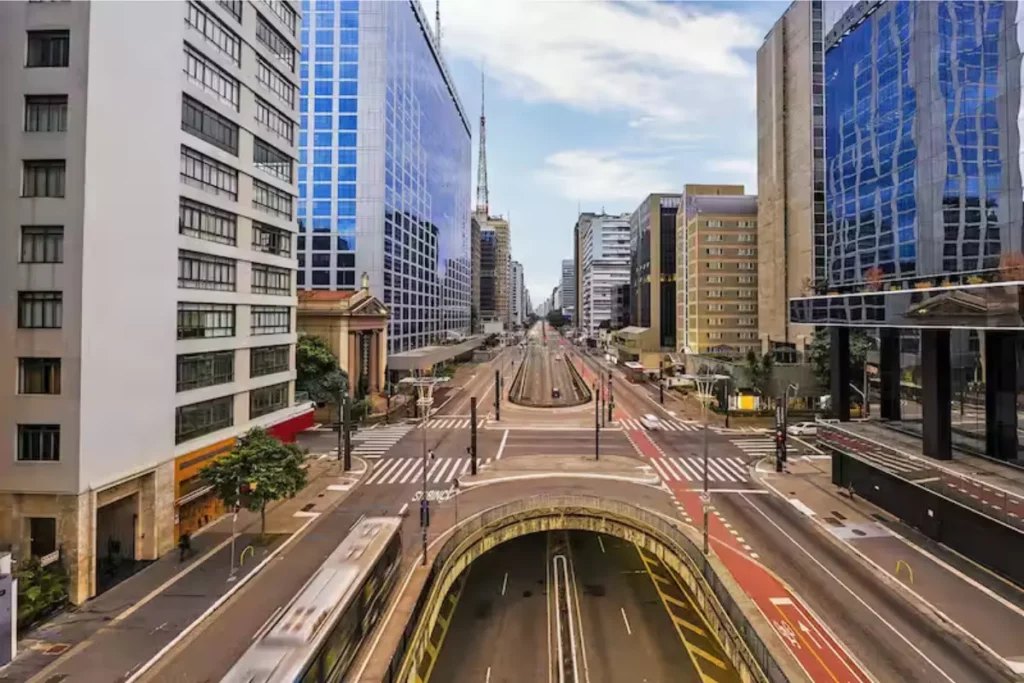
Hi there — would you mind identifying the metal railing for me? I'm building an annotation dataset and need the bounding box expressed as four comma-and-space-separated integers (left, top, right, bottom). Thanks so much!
385, 495, 792, 683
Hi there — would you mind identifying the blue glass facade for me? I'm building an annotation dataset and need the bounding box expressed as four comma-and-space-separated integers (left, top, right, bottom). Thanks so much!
821, 0, 1022, 292
298, 0, 472, 354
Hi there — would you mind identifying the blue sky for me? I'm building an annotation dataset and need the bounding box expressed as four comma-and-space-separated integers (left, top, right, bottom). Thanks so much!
424, 0, 790, 304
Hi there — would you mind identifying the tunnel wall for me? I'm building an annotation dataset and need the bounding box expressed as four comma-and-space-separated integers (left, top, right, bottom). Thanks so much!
507, 348, 593, 407
379, 496, 808, 683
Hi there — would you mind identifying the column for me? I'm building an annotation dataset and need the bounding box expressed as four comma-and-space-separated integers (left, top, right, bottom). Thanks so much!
921, 329, 952, 461
830, 326, 851, 421
368, 331, 379, 393
985, 331, 1018, 461
348, 332, 358, 386
879, 327, 901, 420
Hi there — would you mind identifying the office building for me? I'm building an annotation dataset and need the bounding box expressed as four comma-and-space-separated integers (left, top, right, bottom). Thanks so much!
620, 194, 680, 364
682, 191, 759, 355
578, 213, 631, 338
510, 259, 524, 327
560, 259, 576, 321
553, 285, 561, 313
611, 283, 631, 330
470, 214, 481, 333
0, 0, 309, 604
573, 220, 583, 324
756, 0, 822, 350
790, 0, 1023, 462
477, 215, 510, 326
297, 0, 472, 355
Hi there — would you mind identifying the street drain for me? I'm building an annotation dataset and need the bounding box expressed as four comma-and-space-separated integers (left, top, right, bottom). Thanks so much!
852, 528, 867, 536
832, 511, 847, 521
301, 503, 315, 512
824, 517, 843, 527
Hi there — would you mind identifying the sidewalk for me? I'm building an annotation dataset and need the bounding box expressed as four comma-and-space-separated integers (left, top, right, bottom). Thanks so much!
1, 455, 366, 683
754, 457, 1024, 676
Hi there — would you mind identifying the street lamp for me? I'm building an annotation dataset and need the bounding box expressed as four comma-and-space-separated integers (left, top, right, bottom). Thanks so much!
399, 373, 449, 566
681, 372, 729, 557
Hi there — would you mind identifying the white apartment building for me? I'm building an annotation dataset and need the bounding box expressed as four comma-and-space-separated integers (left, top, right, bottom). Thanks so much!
510, 259, 524, 328
579, 213, 631, 338
0, 0, 310, 604
560, 259, 575, 321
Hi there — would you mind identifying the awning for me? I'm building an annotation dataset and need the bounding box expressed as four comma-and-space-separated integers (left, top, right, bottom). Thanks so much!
175, 484, 214, 507
388, 336, 487, 372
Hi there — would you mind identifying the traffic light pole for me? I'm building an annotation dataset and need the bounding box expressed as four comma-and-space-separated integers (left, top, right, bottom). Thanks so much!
494, 369, 501, 421
470, 397, 478, 475
594, 383, 600, 461
608, 373, 614, 424
343, 396, 352, 471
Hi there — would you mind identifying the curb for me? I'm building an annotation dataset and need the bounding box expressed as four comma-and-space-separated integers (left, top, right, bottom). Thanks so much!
458, 471, 662, 489
125, 454, 373, 682
750, 463, 1023, 680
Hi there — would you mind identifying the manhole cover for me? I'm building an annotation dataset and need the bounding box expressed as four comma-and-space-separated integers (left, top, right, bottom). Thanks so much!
46, 644, 70, 656
851, 528, 867, 536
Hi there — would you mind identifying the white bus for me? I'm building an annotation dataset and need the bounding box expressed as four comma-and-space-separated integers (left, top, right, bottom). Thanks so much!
222, 517, 402, 683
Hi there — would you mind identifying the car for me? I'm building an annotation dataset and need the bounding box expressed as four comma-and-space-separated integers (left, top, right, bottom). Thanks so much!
787, 422, 818, 436
640, 414, 661, 430
552, 387, 561, 399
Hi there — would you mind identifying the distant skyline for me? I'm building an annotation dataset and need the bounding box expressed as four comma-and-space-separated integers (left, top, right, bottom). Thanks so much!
425, 0, 787, 299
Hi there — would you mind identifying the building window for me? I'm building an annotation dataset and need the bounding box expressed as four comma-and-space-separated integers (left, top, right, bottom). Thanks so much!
251, 305, 290, 334
258, 0, 297, 35
22, 160, 65, 198
738, 234, 754, 242
186, 1, 241, 65
180, 146, 238, 199
21, 226, 63, 263
176, 396, 233, 444
252, 178, 292, 219
250, 382, 289, 418
17, 425, 60, 461
255, 97, 295, 145
26, 31, 70, 68
738, 262, 755, 270
253, 222, 291, 256
253, 138, 293, 182
256, 56, 295, 108
177, 350, 234, 392
18, 292, 62, 328
250, 344, 290, 377
252, 263, 291, 295
18, 358, 61, 395
178, 250, 237, 291
24, 95, 67, 132
183, 43, 240, 109
179, 197, 237, 245
181, 95, 239, 155
256, 13, 295, 71
217, 0, 242, 21
177, 302, 235, 339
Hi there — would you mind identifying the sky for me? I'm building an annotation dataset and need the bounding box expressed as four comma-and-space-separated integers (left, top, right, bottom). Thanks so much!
423, 0, 790, 306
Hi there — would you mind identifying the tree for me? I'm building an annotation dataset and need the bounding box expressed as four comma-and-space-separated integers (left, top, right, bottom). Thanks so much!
201, 428, 308, 534
744, 349, 774, 396
808, 328, 875, 395
546, 310, 568, 329
296, 335, 340, 395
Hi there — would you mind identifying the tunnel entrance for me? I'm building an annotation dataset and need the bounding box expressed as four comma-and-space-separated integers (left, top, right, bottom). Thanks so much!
508, 333, 593, 408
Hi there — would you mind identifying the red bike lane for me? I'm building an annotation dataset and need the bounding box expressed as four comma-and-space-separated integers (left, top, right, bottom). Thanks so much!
629, 429, 871, 683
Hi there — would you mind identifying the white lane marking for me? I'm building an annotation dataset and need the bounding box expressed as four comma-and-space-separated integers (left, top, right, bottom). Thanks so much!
502, 572, 509, 596
426, 457, 445, 480
649, 458, 673, 482
497, 429, 510, 459
398, 502, 409, 517
384, 458, 416, 485
403, 461, 425, 485
707, 459, 737, 483
486, 666, 492, 683
741, 493, 957, 683
667, 459, 693, 482
365, 459, 397, 485
620, 607, 632, 636
598, 536, 605, 554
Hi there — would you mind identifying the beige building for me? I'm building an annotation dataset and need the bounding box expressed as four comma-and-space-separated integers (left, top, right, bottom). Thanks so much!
756, 0, 823, 349
297, 276, 389, 397
478, 213, 510, 327
683, 193, 760, 356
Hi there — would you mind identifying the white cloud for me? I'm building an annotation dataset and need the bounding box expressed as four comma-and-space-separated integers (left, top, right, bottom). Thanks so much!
536, 149, 678, 202
434, 0, 764, 128
706, 158, 758, 193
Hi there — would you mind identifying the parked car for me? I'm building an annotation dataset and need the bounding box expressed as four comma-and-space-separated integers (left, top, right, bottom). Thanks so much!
787, 422, 818, 436
640, 414, 662, 430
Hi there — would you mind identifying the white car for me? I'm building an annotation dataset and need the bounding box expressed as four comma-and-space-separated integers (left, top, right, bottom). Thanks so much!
640, 414, 662, 430
787, 422, 817, 436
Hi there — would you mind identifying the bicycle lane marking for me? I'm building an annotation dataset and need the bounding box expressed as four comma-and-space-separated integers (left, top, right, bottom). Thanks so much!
628, 429, 871, 683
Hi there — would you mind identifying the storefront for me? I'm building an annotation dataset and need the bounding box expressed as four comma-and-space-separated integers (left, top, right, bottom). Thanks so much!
173, 437, 235, 539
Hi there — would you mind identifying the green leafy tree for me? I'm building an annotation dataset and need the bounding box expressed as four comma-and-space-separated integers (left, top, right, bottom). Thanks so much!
744, 350, 775, 396
546, 310, 568, 329
16, 557, 68, 629
296, 335, 340, 395
808, 328, 875, 395
201, 427, 308, 534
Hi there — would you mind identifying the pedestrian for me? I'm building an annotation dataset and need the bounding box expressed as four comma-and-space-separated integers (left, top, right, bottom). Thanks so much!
428, 449, 435, 461
178, 532, 191, 562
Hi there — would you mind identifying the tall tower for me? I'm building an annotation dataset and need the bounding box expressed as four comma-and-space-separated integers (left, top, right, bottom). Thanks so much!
476, 70, 489, 216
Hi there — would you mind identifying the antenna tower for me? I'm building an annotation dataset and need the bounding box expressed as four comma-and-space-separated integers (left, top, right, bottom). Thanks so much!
435, 0, 441, 46
476, 69, 489, 216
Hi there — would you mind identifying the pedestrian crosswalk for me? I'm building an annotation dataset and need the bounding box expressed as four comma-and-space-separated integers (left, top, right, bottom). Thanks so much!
350, 424, 413, 459
418, 417, 488, 430
648, 456, 751, 483
730, 437, 777, 458
364, 456, 492, 486
619, 418, 703, 432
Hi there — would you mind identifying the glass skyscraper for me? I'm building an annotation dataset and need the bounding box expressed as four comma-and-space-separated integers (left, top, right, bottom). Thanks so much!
297, 0, 472, 354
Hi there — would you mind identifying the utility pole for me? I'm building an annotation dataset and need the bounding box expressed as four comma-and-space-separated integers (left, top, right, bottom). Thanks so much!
343, 396, 352, 471
420, 395, 429, 565
607, 373, 613, 423
494, 369, 501, 421
336, 394, 343, 465
600, 383, 606, 428
594, 382, 600, 461
659, 361, 665, 404
470, 397, 478, 475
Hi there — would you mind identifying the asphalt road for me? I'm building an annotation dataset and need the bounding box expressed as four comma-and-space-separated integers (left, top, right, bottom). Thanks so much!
515, 339, 586, 407
430, 531, 709, 683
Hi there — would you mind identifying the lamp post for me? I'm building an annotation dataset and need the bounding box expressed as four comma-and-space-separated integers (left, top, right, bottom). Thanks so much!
594, 382, 600, 461
685, 373, 729, 557
399, 374, 448, 566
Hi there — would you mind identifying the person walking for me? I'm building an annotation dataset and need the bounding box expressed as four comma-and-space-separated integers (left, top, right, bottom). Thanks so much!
178, 532, 192, 562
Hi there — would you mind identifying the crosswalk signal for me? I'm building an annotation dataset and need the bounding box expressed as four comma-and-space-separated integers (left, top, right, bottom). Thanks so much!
420, 499, 430, 528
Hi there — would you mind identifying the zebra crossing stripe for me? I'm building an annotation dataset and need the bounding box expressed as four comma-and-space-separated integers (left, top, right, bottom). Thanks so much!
649, 458, 671, 481
666, 458, 693, 481
707, 459, 737, 483
678, 458, 704, 480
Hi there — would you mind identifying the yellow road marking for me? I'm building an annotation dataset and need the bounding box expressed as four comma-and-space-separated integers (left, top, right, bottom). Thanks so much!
660, 592, 690, 610
687, 643, 728, 669
419, 569, 471, 683
673, 614, 707, 636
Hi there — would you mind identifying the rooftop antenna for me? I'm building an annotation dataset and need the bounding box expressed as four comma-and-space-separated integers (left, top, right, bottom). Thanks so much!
435, 0, 441, 46
475, 65, 489, 216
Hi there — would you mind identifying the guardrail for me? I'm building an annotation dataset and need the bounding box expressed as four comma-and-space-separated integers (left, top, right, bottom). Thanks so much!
382, 495, 794, 683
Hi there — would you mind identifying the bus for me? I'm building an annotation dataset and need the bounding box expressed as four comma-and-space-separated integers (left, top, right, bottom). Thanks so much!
222, 517, 403, 683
